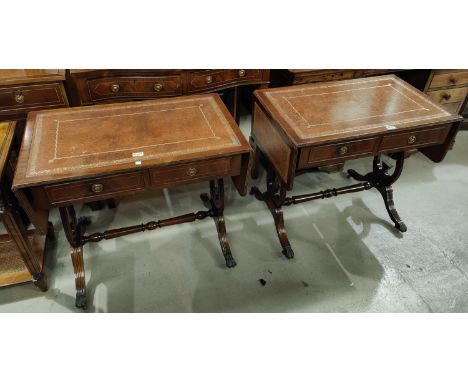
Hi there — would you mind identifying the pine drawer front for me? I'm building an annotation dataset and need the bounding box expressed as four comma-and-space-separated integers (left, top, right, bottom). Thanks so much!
45, 172, 146, 205
87, 76, 183, 101
298, 138, 379, 168
188, 70, 262, 92
426, 87, 468, 114
380, 125, 451, 152
150, 157, 241, 189
429, 71, 468, 90
0, 83, 67, 116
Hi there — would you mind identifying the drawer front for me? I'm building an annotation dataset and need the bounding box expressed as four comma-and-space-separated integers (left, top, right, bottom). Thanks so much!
188, 69, 262, 92
150, 157, 240, 188
299, 137, 379, 168
429, 70, 468, 90
87, 76, 182, 101
0, 83, 67, 116
426, 87, 468, 114
380, 125, 451, 152
45, 172, 146, 205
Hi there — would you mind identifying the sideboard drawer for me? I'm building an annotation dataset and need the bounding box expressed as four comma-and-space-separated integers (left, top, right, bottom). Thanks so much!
188, 70, 262, 92
426, 87, 468, 113
299, 137, 379, 168
428, 71, 468, 90
45, 172, 146, 205
87, 76, 183, 101
0, 83, 67, 116
380, 125, 451, 152
150, 156, 241, 188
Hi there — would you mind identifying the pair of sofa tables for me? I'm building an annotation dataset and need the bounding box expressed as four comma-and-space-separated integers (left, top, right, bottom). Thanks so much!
10, 75, 462, 309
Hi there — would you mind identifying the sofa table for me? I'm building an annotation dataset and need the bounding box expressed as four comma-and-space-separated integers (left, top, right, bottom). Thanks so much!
12, 94, 252, 309
0, 121, 49, 290
250, 75, 462, 259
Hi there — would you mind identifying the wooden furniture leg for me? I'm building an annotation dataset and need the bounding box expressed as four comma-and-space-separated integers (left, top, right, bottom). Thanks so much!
249, 136, 262, 180
200, 179, 237, 268
250, 165, 294, 259
59, 205, 89, 309
348, 152, 407, 232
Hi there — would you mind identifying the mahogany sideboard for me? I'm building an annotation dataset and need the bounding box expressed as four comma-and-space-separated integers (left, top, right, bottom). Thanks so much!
66, 69, 270, 123
250, 75, 462, 258
0, 121, 50, 290
12, 94, 252, 309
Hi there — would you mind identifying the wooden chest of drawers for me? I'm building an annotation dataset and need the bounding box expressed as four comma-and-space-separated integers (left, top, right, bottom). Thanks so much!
66, 69, 270, 123
0, 70, 69, 122
425, 70, 468, 128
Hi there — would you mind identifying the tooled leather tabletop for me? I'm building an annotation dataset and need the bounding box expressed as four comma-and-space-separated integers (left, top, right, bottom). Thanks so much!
255, 75, 461, 146
13, 94, 250, 188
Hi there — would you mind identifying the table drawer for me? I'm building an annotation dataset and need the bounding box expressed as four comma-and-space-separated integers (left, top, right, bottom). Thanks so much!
0, 83, 67, 116
426, 87, 468, 114
45, 172, 146, 205
299, 137, 379, 168
87, 76, 183, 101
150, 157, 241, 188
428, 71, 468, 90
380, 125, 451, 152
188, 69, 262, 92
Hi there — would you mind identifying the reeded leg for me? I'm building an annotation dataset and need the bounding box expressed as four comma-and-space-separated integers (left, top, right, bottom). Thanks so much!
60, 206, 88, 310
250, 165, 294, 259
70, 246, 87, 309
200, 179, 237, 268
377, 186, 407, 232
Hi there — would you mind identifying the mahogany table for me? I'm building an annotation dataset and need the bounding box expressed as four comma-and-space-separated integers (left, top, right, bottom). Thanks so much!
12, 94, 252, 309
250, 75, 462, 259
0, 121, 50, 290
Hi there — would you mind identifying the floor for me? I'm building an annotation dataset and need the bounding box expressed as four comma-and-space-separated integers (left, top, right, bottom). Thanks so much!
1, 112, 468, 313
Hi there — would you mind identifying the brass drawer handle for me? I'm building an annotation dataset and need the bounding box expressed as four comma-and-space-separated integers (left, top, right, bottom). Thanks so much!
338, 146, 348, 155
91, 183, 104, 193
238, 69, 246, 77
205, 75, 213, 84
15, 93, 25, 104
154, 83, 163, 92
441, 93, 451, 101
407, 135, 417, 144
186, 167, 198, 177
110, 83, 120, 93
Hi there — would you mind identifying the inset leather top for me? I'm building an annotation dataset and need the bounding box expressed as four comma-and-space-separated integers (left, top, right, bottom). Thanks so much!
13, 94, 250, 188
255, 75, 462, 146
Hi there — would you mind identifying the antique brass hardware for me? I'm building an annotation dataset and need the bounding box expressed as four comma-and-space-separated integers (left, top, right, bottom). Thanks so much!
110, 84, 120, 93
441, 93, 451, 101
338, 146, 348, 155
238, 69, 246, 77
14, 93, 25, 104
407, 135, 417, 144
154, 83, 163, 92
91, 184, 104, 193
186, 167, 198, 177
205, 75, 213, 84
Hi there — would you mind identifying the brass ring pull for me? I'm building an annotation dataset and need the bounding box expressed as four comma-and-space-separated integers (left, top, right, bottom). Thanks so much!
238, 69, 246, 77
154, 83, 163, 92
205, 75, 213, 84
91, 183, 104, 193
15, 93, 25, 104
338, 146, 348, 155
110, 83, 120, 93
407, 135, 417, 144
186, 167, 198, 177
